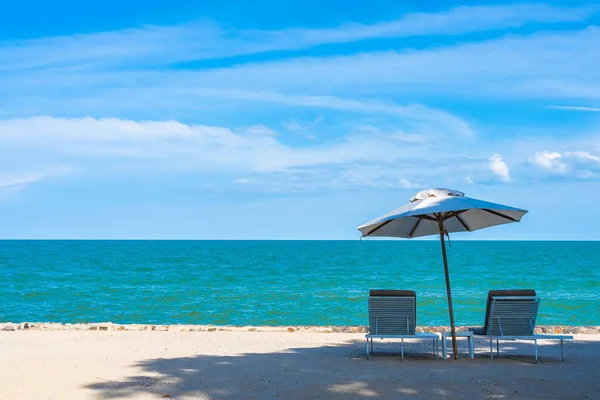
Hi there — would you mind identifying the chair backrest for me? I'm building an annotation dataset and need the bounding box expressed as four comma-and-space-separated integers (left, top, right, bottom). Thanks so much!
486, 296, 540, 336
368, 290, 416, 335
481, 289, 536, 334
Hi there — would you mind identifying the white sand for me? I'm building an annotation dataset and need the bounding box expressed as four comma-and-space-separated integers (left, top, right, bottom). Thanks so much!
1, 331, 599, 399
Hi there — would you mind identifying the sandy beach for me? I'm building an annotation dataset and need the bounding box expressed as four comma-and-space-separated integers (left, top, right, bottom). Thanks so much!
1, 330, 599, 400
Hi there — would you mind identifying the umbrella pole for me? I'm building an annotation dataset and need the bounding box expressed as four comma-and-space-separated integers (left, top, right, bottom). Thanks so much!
438, 217, 458, 359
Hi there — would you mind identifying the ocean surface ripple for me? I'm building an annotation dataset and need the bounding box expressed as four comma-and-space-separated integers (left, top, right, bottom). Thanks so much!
1, 240, 598, 326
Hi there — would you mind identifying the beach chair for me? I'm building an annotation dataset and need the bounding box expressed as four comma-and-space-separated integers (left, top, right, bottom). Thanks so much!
470, 289, 573, 362
365, 290, 438, 360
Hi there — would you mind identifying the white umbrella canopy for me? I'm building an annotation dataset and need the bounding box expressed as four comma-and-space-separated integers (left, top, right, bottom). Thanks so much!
358, 188, 527, 238
358, 188, 528, 359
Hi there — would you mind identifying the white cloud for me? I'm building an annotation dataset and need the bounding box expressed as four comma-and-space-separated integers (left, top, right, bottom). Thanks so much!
566, 151, 600, 163
0, 3, 593, 73
0, 5, 597, 124
187, 27, 600, 100
489, 154, 511, 182
0, 116, 429, 172
0, 116, 491, 192
547, 106, 600, 112
0, 167, 74, 189
528, 150, 567, 172
0, 89, 474, 145
527, 149, 600, 178
0, 173, 47, 188
239, 125, 278, 136
2, 115, 599, 193
357, 125, 430, 143
282, 119, 303, 132
281, 116, 323, 134
399, 179, 421, 189
3, 25, 598, 122
565, 150, 600, 178
176, 90, 474, 137
229, 167, 430, 193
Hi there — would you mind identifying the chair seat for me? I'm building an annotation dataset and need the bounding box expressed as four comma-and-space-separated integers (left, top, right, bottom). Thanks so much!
366, 332, 438, 339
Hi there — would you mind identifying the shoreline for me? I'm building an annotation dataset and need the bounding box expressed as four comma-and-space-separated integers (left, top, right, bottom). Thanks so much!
2, 322, 599, 334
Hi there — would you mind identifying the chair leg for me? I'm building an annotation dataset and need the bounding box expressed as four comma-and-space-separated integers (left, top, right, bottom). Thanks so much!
534, 339, 538, 363
370, 338, 373, 353
469, 336, 474, 359
401, 338, 404, 362
496, 339, 500, 356
490, 339, 493, 360
366, 338, 370, 359
442, 335, 447, 360
560, 339, 564, 362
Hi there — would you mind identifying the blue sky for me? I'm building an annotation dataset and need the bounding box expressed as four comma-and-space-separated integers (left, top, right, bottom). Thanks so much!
0, 1, 599, 239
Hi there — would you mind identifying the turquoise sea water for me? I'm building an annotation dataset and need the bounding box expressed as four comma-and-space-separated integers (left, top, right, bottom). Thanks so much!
1, 240, 598, 326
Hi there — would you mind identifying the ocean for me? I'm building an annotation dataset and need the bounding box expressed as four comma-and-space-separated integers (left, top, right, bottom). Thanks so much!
1, 240, 598, 326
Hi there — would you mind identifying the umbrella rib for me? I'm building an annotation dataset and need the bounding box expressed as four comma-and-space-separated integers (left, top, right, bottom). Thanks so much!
444, 210, 467, 221
408, 217, 422, 238
454, 214, 471, 231
363, 219, 393, 237
482, 208, 518, 222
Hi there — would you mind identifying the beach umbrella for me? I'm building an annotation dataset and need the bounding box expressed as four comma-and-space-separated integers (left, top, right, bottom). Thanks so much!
357, 188, 527, 359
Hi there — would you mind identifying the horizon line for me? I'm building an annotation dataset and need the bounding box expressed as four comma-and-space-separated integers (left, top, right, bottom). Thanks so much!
1, 238, 598, 242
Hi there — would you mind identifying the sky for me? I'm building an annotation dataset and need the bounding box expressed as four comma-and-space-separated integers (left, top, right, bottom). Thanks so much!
0, 0, 599, 240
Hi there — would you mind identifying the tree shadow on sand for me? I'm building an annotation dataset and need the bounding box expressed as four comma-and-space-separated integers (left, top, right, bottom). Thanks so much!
85, 339, 599, 399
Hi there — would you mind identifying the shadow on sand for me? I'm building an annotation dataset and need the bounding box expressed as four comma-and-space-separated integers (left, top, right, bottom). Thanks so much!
85, 339, 598, 399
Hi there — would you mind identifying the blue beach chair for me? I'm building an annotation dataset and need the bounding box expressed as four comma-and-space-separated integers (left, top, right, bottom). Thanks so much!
470, 289, 573, 362
365, 290, 439, 360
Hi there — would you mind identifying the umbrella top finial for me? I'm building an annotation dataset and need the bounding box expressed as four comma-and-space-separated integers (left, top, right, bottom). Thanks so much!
410, 188, 464, 202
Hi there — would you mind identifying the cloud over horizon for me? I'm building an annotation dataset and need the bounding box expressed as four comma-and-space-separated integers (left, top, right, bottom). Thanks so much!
2, 114, 599, 195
